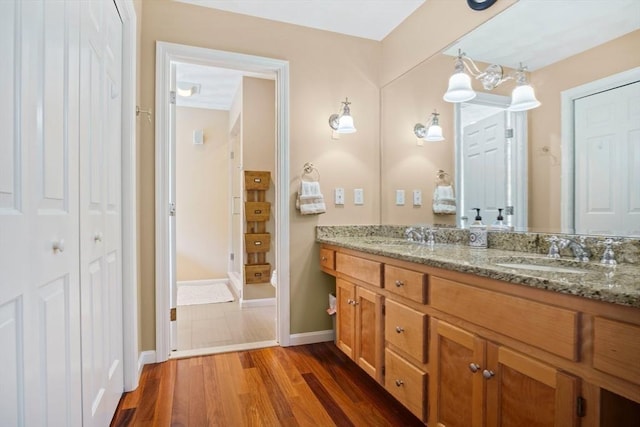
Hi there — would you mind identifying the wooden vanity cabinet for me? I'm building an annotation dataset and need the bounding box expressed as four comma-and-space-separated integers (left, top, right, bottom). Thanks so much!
429, 319, 579, 427
335, 278, 384, 383
320, 244, 640, 426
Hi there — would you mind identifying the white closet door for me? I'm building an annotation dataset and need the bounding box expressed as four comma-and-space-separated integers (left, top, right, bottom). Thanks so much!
575, 81, 640, 236
0, 0, 82, 425
79, 0, 124, 425
463, 111, 507, 221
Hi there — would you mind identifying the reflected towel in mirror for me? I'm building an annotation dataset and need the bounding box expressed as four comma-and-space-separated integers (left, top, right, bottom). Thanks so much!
433, 185, 456, 215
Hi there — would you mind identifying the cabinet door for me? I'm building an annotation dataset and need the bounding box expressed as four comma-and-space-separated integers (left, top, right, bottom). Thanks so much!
485, 343, 579, 427
336, 278, 355, 358
355, 286, 384, 383
430, 319, 485, 427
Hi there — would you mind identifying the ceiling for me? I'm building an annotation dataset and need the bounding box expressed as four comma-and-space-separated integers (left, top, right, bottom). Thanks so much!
174, 0, 640, 110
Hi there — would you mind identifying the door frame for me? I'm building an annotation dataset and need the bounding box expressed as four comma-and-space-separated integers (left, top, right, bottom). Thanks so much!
113, 0, 139, 392
560, 67, 640, 233
155, 41, 290, 362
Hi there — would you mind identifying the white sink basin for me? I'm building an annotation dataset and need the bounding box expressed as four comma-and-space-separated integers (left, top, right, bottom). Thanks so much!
494, 262, 587, 274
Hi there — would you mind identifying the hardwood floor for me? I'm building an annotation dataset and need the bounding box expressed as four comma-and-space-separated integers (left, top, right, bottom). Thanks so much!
111, 342, 424, 426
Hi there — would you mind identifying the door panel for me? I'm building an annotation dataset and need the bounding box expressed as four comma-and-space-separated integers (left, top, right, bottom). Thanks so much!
575, 81, 640, 235
0, 298, 23, 426
355, 286, 383, 382
336, 279, 355, 358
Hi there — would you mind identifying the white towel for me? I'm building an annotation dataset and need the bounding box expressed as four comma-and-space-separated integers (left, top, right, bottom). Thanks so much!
296, 181, 326, 215
433, 185, 456, 215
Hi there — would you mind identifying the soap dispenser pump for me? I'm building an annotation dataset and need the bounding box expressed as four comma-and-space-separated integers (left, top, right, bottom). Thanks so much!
490, 208, 511, 231
469, 208, 488, 248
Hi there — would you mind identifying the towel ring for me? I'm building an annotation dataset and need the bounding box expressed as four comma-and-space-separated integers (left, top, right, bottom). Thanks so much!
302, 162, 320, 182
435, 169, 452, 186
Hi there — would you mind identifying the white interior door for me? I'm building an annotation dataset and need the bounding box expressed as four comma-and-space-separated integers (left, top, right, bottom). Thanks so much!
462, 111, 507, 223
575, 81, 640, 236
0, 0, 83, 425
79, 0, 124, 425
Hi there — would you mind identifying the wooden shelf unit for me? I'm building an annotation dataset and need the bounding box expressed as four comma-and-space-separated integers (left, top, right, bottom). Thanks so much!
244, 171, 271, 284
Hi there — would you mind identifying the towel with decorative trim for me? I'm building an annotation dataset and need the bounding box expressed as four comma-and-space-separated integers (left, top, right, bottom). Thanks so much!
296, 181, 326, 215
433, 185, 456, 215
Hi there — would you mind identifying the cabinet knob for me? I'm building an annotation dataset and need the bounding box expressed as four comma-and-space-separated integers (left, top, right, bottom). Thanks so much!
482, 369, 495, 379
52, 239, 65, 253
347, 299, 354, 305
395, 379, 404, 387
395, 326, 404, 334
469, 363, 481, 373
321, 256, 327, 261
395, 280, 404, 287
94, 232, 103, 243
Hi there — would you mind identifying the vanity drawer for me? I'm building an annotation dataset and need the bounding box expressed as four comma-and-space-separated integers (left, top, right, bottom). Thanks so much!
384, 265, 427, 303
593, 317, 640, 385
319, 247, 335, 270
384, 348, 426, 421
335, 252, 382, 287
430, 276, 578, 361
385, 299, 427, 363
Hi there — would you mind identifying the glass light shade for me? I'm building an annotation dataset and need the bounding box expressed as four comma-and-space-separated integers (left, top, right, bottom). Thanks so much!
425, 124, 444, 142
508, 84, 541, 111
337, 114, 356, 133
443, 72, 476, 103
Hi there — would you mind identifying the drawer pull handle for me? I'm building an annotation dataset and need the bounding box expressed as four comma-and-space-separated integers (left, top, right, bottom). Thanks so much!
395, 326, 404, 334
254, 273, 262, 277
254, 210, 262, 214
395, 379, 404, 387
395, 280, 404, 287
254, 241, 262, 245
469, 363, 481, 373
482, 369, 495, 379
253, 178, 262, 183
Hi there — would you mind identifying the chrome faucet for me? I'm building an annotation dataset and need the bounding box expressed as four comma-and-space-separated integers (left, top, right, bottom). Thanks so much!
558, 236, 591, 262
404, 226, 436, 245
599, 238, 619, 266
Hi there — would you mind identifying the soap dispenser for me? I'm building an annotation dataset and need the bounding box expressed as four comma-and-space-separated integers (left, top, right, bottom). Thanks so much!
469, 208, 488, 248
490, 208, 511, 232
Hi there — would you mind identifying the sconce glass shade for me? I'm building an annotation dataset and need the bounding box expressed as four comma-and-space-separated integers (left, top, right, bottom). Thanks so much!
443, 72, 476, 103
508, 84, 541, 111
336, 114, 356, 133
425, 124, 444, 141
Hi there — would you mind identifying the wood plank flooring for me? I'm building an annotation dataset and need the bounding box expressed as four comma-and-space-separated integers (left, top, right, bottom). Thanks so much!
111, 342, 424, 426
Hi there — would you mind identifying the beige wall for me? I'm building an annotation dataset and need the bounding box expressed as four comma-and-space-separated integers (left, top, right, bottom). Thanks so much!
139, 0, 380, 350
242, 76, 276, 300
528, 30, 640, 231
175, 107, 229, 281
381, 0, 516, 86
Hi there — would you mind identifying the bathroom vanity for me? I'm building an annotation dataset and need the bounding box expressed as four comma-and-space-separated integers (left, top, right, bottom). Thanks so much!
317, 226, 640, 426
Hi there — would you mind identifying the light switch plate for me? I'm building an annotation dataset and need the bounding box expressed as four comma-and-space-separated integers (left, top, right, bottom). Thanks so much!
395, 190, 405, 206
413, 189, 422, 206
334, 188, 345, 205
354, 188, 364, 205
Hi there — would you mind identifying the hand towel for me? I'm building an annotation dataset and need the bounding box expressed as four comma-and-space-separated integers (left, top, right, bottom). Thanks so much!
433, 185, 456, 215
296, 181, 326, 215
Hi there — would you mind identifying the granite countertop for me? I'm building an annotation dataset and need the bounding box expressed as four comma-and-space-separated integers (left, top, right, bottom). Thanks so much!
317, 235, 640, 309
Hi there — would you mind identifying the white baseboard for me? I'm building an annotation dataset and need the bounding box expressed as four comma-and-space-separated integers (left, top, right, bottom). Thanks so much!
240, 297, 276, 308
137, 350, 157, 378
288, 329, 335, 346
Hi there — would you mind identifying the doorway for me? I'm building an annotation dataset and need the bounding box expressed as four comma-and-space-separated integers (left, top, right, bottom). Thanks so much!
155, 42, 291, 362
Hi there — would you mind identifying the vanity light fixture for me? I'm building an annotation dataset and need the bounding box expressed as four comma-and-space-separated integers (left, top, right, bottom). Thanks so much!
443, 50, 541, 111
414, 110, 444, 142
328, 97, 357, 134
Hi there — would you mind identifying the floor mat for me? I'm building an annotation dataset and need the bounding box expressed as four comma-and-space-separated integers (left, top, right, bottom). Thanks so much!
177, 282, 235, 306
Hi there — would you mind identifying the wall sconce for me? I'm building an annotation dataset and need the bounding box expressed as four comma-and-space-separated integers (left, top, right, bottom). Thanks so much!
328, 97, 357, 134
414, 110, 444, 142
443, 50, 540, 111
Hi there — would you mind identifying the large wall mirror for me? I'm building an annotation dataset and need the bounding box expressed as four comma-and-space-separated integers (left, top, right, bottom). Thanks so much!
380, 0, 640, 236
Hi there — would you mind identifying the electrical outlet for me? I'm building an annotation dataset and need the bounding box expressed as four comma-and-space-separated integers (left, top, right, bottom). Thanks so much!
413, 189, 422, 206
354, 188, 364, 205
395, 190, 405, 206
334, 188, 345, 205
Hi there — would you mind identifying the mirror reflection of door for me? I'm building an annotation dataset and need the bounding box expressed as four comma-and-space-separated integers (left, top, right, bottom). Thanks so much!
574, 80, 640, 236
456, 93, 528, 230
